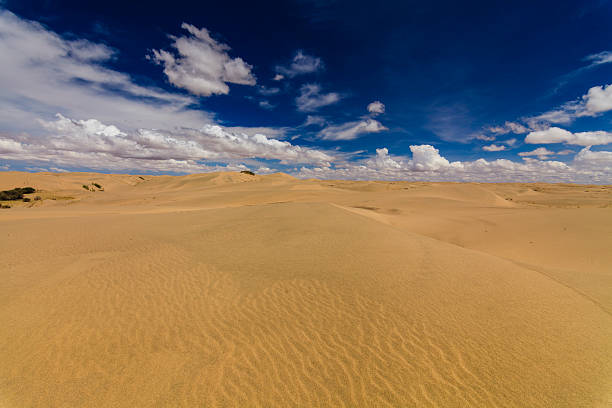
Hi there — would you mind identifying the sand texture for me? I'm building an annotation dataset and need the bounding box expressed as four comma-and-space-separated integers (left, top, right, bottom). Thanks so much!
1, 171, 612, 407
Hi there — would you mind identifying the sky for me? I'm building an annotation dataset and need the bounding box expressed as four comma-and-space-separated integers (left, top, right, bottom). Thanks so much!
1, 0, 612, 182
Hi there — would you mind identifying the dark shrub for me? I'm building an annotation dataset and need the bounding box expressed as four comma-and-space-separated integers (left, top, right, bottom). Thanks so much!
92, 183, 102, 189
0, 187, 36, 201
240, 170, 255, 176
23, 197, 31, 202
0, 204, 11, 209
82, 185, 89, 190
34, 196, 42, 201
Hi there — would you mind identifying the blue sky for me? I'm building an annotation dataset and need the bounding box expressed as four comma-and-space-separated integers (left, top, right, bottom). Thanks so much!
1, 0, 612, 182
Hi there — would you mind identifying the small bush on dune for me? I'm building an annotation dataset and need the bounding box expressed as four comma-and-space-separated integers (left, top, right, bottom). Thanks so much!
23, 197, 31, 202
0, 187, 36, 201
0, 204, 11, 209
92, 183, 102, 189
82, 185, 89, 190
240, 170, 255, 176
34, 196, 41, 201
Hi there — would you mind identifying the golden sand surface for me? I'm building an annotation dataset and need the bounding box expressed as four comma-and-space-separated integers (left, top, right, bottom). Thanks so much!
1, 171, 611, 407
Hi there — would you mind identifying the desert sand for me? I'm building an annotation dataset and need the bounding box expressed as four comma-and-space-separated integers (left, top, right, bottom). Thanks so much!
1, 171, 611, 407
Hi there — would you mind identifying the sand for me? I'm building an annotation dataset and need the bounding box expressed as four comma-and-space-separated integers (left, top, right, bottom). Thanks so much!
1, 171, 611, 407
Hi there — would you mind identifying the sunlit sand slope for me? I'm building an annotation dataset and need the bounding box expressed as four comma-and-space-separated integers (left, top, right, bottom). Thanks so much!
1, 172, 611, 407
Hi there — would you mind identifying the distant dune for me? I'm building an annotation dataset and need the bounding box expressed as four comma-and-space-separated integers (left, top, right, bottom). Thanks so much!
1, 171, 611, 407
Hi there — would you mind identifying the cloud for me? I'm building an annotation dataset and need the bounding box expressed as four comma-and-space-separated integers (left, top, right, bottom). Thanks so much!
475, 134, 496, 141
0, 114, 334, 172
528, 84, 612, 126
409, 145, 450, 170
584, 51, 612, 67
525, 127, 612, 146
149, 23, 255, 96
257, 86, 280, 96
296, 84, 341, 112
518, 147, 555, 159
318, 119, 387, 140
482, 144, 506, 152
573, 146, 612, 173
0, 9, 211, 133
273, 74, 284, 81
303, 115, 326, 127
487, 121, 528, 134
503, 138, 517, 146
258, 100, 275, 110
583, 84, 612, 114
276, 51, 323, 78
367, 101, 385, 115
298, 145, 612, 183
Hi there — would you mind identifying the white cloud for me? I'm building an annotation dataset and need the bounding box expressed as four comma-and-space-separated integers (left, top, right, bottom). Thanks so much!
257, 86, 280, 96
526, 127, 612, 146
482, 144, 506, 152
296, 84, 341, 112
503, 138, 517, 146
258, 100, 275, 110
518, 147, 555, 160
584, 51, 612, 67
409, 145, 450, 170
273, 74, 284, 81
318, 119, 387, 141
476, 134, 496, 141
0, 10, 211, 134
583, 84, 612, 115
0, 114, 334, 172
298, 145, 612, 183
149, 23, 255, 96
528, 84, 612, 126
573, 146, 612, 173
487, 121, 528, 134
367, 101, 385, 115
303, 115, 326, 127
276, 51, 322, 78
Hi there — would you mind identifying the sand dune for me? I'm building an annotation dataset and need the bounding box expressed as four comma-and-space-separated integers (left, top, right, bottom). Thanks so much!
1, 171, 612, 407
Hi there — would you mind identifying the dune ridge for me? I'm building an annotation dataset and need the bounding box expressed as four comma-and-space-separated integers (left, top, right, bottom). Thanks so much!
1, 171, 612, 407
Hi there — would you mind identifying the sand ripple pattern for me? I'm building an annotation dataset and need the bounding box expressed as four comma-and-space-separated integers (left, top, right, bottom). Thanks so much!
2, 201, 612, 407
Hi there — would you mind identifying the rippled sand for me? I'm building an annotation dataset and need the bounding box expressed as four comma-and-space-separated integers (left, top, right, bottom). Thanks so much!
1, 171, 611, 407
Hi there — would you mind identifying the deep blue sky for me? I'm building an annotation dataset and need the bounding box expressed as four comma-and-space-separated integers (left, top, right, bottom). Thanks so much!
1, 0, 611, 181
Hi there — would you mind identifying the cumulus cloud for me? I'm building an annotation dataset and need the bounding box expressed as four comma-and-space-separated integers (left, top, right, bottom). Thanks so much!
0, 114, 334, 172
528, 84, 612, 126
298, 145, 612, 183
409, 145, 450, 170
525, 127, 612, 146
482, 144, 506, 152
318, 119, 387, 141
518, 147, 555, 160
149, 23, 256, 96
296, 84, 341, 112
276, 51, 323, 78
0, 10, 209, 133
573, 146, 612, 173
273, 74, 284, 81
367, 101, 385, 115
